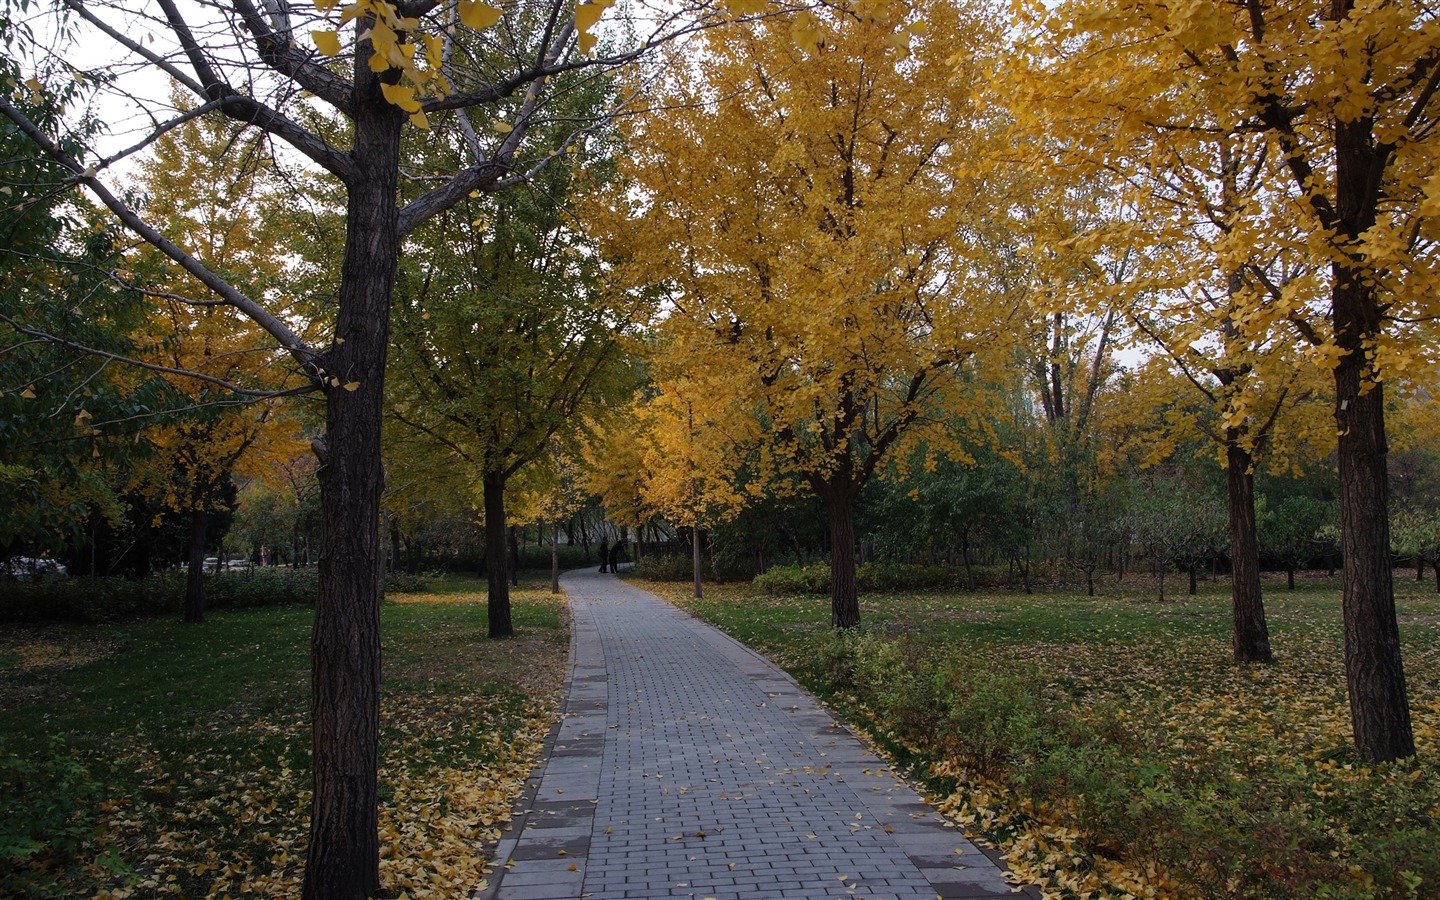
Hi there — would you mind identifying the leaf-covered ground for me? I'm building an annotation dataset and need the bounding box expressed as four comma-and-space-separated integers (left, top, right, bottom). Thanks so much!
0, 574, 568, 898
650, 571, 1440, 900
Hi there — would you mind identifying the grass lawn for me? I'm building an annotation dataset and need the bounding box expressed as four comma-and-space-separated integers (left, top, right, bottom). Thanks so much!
0, 573, 568, 898
646, 571, 1440, 900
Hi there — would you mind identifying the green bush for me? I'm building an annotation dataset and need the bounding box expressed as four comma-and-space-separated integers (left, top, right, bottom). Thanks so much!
802, 631, 1440, 898
754, 562, 1011, 594
0, 737, 104, 896
753, 563, 831, 594
0, 568, 319, 623
633, 553, 697, 582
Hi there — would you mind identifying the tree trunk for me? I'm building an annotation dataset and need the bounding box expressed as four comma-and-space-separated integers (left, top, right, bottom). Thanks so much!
1226, 442, 1272, 662
1335, 351, 1413, 761
509, 524, 520, 587
1188, 564, 1198, 595
823, 488, 860, 628
1288, 567, 1296, 591
551, 522, 560, 595
484, 471, 513, 638
1329, 114, 1414, 761
692, 524, 703, 600
303, 74, 400, 900
184, 506, 207, 623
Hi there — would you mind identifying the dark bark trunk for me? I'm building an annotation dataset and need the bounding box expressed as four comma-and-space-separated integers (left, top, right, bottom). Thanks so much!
485, 472, 513, 638
1335, 351, 1413, 760
1417, 556, 1425, 582
1329, 108, 1414, 761
510, 525, 521, 586
184, 506, 207, 623
1188, 564, 1198, 595
1227, 442, 1272, 662
551, 522, 560, 595
1288, 567, 1296, 591
303, 79, 400, 899
390, 520, 401, 576
692, 523, 703, 600
822, 488, 860, 628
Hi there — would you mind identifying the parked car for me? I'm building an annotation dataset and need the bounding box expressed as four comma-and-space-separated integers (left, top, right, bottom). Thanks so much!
2, 557, 68, 580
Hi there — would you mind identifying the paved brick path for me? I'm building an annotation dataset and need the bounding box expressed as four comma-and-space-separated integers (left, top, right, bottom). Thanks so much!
476, 569, 1026, 900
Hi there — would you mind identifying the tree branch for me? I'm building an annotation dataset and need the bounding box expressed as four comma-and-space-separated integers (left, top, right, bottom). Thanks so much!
1, 313, 315, 398
0, 96, 319, 376
229, 0, 358, 115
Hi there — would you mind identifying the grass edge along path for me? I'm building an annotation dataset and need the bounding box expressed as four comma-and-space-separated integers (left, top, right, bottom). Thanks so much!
644, 574, 1440, 900
0, 573, 568, 899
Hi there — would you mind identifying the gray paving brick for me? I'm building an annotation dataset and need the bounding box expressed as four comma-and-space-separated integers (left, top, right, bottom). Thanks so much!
472, 569, 1035, 900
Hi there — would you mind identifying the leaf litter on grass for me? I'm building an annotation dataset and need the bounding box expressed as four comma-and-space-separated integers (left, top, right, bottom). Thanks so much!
5, 580, 569, 899
650, 576, 1440, 900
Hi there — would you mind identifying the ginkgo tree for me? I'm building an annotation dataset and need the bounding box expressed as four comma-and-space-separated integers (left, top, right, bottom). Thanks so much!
598, 0, 1020, 627
0, 0, 722, 893
388, 128, 639, 638
124, 101, 311, 621
1016, 0, 1440, 762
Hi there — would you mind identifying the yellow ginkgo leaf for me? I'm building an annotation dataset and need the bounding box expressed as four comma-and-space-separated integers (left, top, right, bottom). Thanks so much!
380, 81, 422, 112
723, 0, 766, 16
575, 2, 605, 33
343, 381, 361, 391
458, 0, 503, 30
409, 109, 430, 130
20, 385, 36, 399
491, 118, 513, 134
577, 30, 598, 56
312, 29, 342, 56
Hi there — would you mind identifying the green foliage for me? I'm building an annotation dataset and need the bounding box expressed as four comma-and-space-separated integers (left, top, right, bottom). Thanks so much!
0, 576, 566, 895
632, 553, 697, 582
660, 578, 1440, 899
0, 737, 102, 897
754, 561, 1009, 594
0, 568, 318, 623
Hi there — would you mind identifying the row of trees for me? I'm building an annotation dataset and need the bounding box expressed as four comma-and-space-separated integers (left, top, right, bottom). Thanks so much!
4, 0, 1437, 894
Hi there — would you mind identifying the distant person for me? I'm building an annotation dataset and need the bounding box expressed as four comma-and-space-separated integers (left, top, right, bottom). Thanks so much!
609, 538, 623, 573
598, 537, 610, 573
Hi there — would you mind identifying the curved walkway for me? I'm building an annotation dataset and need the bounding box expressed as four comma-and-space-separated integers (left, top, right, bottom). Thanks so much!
477, 568, 1028, 900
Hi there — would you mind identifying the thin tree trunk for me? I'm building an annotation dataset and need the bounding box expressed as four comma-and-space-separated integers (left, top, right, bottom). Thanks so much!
183, 506, 207, 623
304, 75, 399, 900
1226, 442, 1272, 662
551, 522, 559, 595
509, 525, 520, 588
692, 524, 703, 600
484, 472, 513, 638
824, 488, 860, 628
1288, 567, 1296, 591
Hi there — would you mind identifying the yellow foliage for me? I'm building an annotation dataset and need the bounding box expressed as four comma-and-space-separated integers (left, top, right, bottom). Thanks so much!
593, 0, 1019, 507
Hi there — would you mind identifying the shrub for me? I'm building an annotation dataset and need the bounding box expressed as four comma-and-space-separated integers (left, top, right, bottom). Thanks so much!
753, 563, 831, 594
0, 568, 319, 623
754, 562, 1012, 594
0, 737, 103, 896
632, 553, 698, 582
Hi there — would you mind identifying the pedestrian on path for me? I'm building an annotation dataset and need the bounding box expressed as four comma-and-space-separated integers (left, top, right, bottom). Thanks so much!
597, 537, 610, 573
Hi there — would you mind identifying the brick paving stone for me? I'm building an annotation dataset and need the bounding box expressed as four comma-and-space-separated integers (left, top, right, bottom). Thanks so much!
473, 569, 1037, 900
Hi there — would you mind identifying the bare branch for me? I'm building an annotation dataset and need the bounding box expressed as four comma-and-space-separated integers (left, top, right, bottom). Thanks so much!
1, 313, 316, 399
60, 0, 356, 181
228, 0, 358, 115
0, 96, 319, 375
